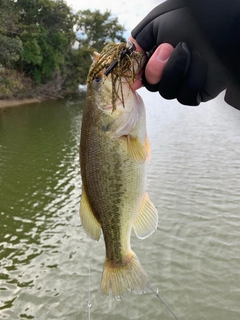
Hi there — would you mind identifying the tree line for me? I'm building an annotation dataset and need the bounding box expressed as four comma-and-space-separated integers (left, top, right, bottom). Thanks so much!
0, 0, 125, 99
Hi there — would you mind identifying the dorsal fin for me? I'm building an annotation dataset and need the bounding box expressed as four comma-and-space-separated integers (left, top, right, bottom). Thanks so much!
93, 52, 100, 62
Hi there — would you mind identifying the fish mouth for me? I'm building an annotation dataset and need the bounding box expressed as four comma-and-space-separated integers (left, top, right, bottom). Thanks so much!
105, 100, 122, 111
100, 81, 133, 112
104, 107, 114, 112
104, 95, 128, 111
98, 103, 118, 112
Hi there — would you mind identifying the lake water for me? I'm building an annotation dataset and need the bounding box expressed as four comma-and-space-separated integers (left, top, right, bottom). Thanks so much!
0, 89, 240, 320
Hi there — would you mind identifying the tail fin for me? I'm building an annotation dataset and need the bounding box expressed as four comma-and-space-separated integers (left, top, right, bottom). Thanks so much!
100, 251, 149, 299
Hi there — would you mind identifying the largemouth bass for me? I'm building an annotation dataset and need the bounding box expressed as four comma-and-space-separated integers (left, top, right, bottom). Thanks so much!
80, 43, 158, 298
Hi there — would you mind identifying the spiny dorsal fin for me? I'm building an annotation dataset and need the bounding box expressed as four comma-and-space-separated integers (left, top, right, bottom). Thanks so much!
127, 135, 147, 163
93, 52, 100, 62
80, 186, 101, 241
133, 193, 158, 239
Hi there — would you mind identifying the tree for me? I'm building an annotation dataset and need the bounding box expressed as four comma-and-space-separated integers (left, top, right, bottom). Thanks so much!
0, 0, 23, 67
76, 9, 126, 83
0, 2, 127, 98
77, 9, 125, 51
14, 0, 77, 85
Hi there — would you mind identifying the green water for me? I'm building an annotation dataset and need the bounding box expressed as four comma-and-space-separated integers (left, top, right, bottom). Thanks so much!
0, 90, 240, 319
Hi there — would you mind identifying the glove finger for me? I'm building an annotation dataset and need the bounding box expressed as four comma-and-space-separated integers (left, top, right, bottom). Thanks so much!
142, 42, 207, 106
142, 42, 190, 93
177, 51, 207, 105
158, 42, 191, 99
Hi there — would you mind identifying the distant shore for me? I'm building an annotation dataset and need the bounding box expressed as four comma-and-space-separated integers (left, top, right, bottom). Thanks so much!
0, 98, 40, 109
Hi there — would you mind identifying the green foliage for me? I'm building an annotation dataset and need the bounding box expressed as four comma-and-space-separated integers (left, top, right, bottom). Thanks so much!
0, 1, 126, 98
76, 9, 126, 83
0, 0, 23, 67
77, 9, 126, 51
67, 46, 94, 87
0, 68, 34, 99
15, 0, 76, 84
21, 33, 42, 65
0, 35, 23, 66
0, 0, 20, 35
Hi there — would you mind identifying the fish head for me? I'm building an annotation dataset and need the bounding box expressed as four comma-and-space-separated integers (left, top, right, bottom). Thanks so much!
85, 45, 147, 142
87, 51, 135, 118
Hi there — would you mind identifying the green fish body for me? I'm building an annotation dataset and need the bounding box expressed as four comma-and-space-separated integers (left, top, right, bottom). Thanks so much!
80, 51, 158, 298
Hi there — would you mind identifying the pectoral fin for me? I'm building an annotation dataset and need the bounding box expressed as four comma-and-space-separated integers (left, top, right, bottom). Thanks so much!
145, 136, 151, 162
80, 186, 101, 241
127, 135, 147, 163
133, 193, 158, 239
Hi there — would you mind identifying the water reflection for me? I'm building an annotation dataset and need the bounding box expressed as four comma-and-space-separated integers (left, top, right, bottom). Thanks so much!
145, 90, 240, 320
0, 97, 84, 319
0, 90, 240, 319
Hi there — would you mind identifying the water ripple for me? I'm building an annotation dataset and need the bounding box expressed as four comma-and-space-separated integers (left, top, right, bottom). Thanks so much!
1, 92, 240, 319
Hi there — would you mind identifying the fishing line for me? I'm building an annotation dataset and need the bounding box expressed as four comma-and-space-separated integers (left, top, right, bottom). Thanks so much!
87, 251, 92, 320
148, 285, 181, 320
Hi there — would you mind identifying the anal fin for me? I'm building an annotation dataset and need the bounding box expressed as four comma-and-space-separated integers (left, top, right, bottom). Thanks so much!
80, 186, 101, 241
133, 193, 158, 239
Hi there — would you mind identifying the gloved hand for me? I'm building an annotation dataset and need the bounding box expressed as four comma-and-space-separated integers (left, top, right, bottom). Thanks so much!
131, 0, 231, 106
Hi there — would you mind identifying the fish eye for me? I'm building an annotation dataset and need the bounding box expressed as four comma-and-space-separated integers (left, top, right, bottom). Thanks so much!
94, 76, 101, 83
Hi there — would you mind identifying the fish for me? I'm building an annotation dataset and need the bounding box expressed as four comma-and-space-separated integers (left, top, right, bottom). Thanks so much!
79, 43, 158, 298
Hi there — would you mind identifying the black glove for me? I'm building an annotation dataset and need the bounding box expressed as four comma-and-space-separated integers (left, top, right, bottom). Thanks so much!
131, 0, 240, 108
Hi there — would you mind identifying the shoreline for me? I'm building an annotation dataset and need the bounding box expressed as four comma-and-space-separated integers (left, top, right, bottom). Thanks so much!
0, 98, 40, 109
